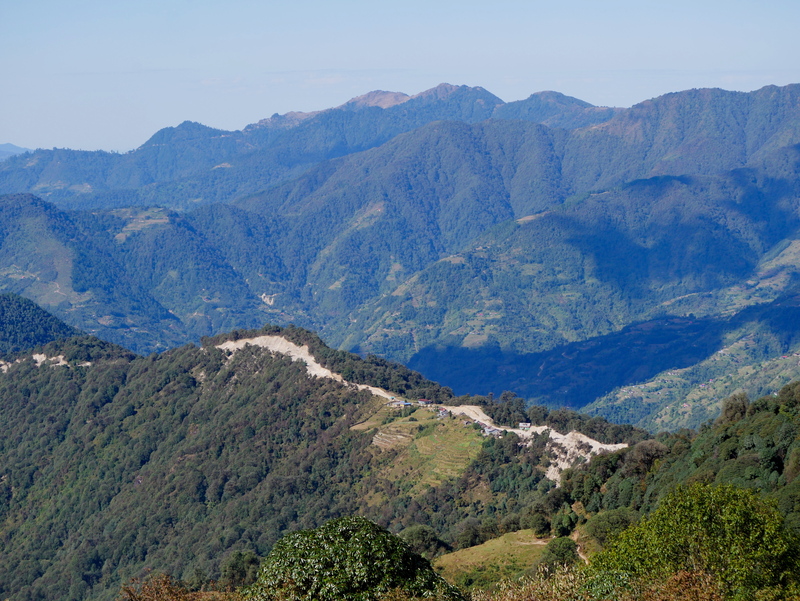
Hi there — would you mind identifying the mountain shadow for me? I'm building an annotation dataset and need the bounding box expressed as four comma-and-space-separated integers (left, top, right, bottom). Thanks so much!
407, 316, 727, 408
408, 290, 800, 411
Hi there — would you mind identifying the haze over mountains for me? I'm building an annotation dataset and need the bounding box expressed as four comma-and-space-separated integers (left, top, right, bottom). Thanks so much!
2, 82, 800, 429
0, 144, 31, 162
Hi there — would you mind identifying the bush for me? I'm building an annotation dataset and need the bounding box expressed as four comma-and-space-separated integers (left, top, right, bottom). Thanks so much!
243, 516, 464, 601
588, 483, 800, 600
399, 525, 450, 559
584, 508, 638, 547
538, 537, 579, 570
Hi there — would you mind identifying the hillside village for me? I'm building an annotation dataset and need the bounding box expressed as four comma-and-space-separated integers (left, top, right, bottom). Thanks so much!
217, 333, 628, 483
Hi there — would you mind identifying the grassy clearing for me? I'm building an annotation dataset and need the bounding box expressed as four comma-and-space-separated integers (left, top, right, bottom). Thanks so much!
350, 397, 394, 431
375, 410, 485, 495
434, 529, 549, 589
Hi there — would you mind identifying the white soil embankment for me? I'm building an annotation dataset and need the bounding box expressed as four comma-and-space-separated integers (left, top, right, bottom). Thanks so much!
216, 337, 628, 483
2, 354, 79, 373
214, 336, 395, 400
441, 405, 627, 483
32, 354, 68, 367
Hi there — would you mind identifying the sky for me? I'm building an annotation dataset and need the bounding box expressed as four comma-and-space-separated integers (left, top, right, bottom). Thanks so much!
2, 0, 800, 152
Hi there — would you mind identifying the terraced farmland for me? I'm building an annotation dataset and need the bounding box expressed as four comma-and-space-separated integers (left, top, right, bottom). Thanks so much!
373, 409, 485, 496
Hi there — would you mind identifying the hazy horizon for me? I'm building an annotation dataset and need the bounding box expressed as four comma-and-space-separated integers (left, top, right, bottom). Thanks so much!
3, 0, 800, 152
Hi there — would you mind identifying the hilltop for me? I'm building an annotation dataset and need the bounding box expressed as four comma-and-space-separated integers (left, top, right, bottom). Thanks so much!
0, 292, 80, 355
0, 322, 645, 601
3, 321, 799, 600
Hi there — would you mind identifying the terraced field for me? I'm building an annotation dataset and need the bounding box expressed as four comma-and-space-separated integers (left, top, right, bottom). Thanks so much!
373, 409, 485, 495
372, 422, 418, 449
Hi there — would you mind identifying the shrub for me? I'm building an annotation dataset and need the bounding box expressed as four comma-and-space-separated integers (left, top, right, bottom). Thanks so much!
243, 516, 464, 601
588, 483, 800, 600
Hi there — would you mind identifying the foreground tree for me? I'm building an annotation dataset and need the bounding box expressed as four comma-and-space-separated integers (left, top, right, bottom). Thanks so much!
243, 516, 464, 601
587, 483, 800, 600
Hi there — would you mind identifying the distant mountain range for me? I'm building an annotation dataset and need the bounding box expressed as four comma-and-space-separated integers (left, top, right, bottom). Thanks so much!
2, 83, 800, 429
0, 143, 31, 162
0, 84, 620, 210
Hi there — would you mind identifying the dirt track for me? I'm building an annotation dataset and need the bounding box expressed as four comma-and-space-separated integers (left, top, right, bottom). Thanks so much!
218, 337, 628, 482
215, 335, 395, 399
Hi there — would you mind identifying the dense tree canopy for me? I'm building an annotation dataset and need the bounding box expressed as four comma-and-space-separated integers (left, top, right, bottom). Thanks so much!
243, 517, 464, 601
589, 484, 800, 599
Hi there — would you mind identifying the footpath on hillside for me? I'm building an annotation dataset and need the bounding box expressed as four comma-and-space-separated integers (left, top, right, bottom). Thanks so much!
215, 335, 627, 481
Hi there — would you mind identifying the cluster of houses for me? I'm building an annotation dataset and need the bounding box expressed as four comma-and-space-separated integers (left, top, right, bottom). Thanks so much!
386, 398, 434, 409
385, 399, 536, 439
475, 421, 503, 437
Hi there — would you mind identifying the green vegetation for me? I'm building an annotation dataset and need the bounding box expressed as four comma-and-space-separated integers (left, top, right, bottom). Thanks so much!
6, 83, 800, 600
244, 516, 463, 601
0, 85, 504, 211
4, 85, 800, 414
432, 530, 548, 589
0, 292, 80, 354
538, 537, 580, 570
0, 322, 639, 601
3, 316, 800, 600
588, 484, 800, 599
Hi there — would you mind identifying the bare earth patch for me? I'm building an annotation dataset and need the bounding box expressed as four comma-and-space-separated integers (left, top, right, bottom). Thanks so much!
216, 336, 627, 483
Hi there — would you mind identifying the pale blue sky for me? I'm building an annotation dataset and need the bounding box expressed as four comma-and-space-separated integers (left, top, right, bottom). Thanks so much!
2, 0, 799, 151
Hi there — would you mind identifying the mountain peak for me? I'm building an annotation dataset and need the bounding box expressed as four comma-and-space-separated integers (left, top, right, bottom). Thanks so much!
525, 90, 594, 109
246, 110, 322, 131
141, 121, 228, 148
405, 84, 504, 119
412, 83, 467, 101
340, 90, 411, 110
491, 90, 622, 128
0, 143, 32, 161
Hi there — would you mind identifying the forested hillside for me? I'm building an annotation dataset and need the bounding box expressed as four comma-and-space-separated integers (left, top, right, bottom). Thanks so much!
0, 85, 507, 210
3, 317, 800, 601
0, 323, 647, 601
2, 83, 800, 426
0, 292, 79, 354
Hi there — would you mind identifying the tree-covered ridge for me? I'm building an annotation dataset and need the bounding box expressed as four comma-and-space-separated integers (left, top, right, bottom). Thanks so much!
0, 144, 30, 162
0, 332, 381, 601
0, 292, 80, 355
0, 320, 655, 601
122, 427, 800, 601
0, 84, 507, 210
205, 325, 455, 403
557, 381, 800, 536
3, 315, 800, 600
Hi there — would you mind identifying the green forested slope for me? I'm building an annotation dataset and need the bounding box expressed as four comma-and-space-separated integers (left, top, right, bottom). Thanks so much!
0, 195, 186, 352
491, 90, 623, 129
560, 382, 800, 536
4, 321, 800, 601
0, 292, 80, 354
0, 331, 395, 601
0, 323, 649, 601
0, 84, 505, 210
